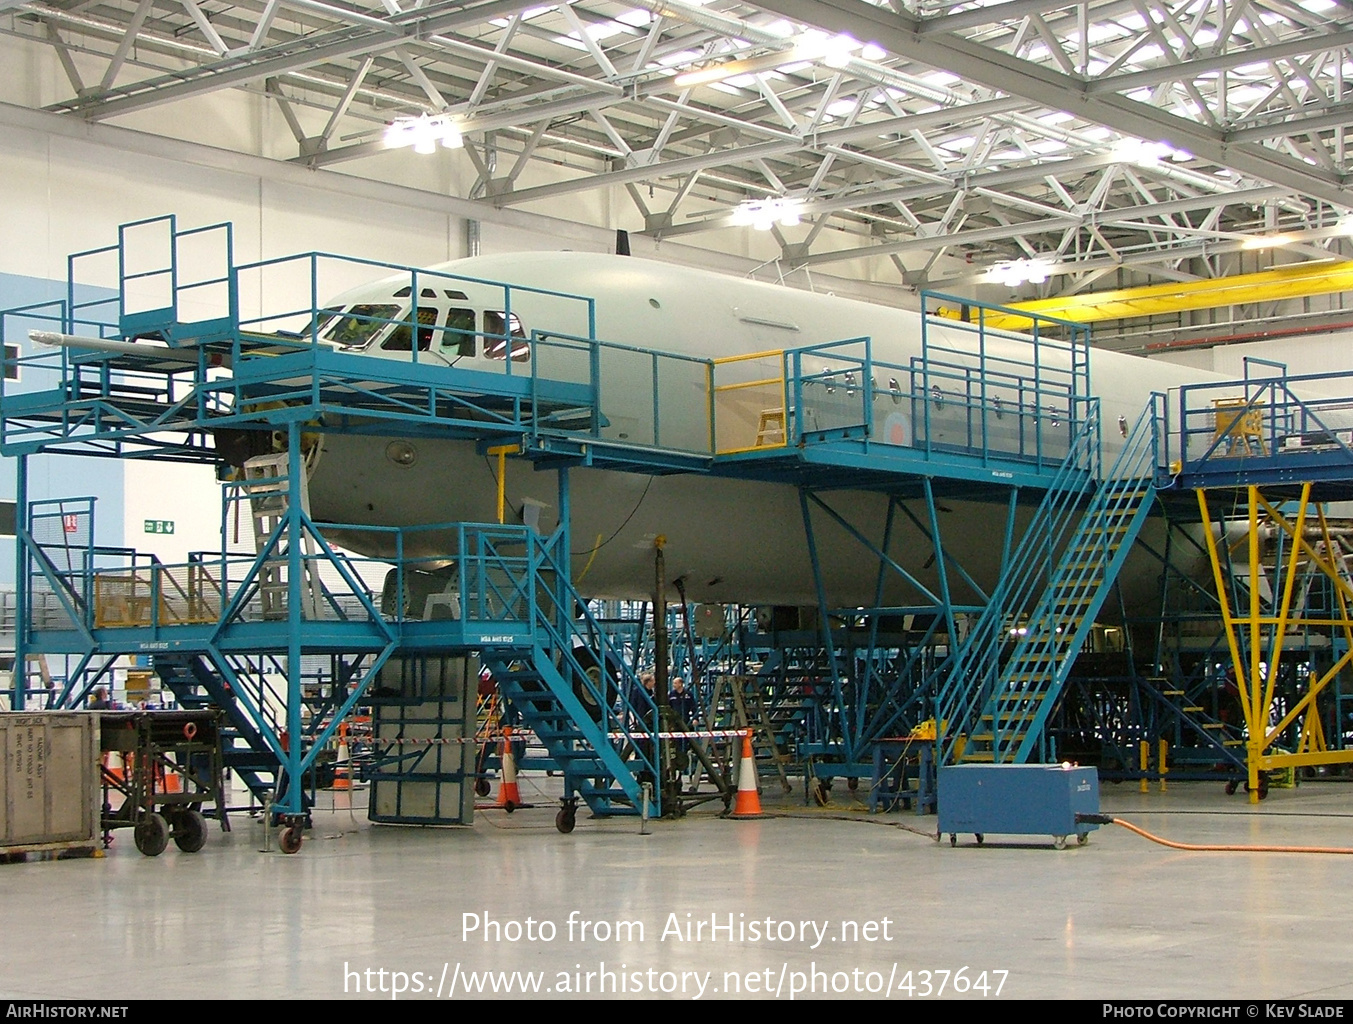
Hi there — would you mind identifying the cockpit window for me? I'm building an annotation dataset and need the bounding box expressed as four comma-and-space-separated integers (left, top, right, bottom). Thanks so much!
313, 307, 342, 340
484, 310, 529, 362
324, 303, 400, 349
443, 308, 477, 357
383, 307, 438, 352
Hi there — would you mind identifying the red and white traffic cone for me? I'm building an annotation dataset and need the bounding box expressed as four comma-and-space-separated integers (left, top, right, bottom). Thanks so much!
333, 723, 351, 791
730, 729, 763, 819
495, 727, 522, 812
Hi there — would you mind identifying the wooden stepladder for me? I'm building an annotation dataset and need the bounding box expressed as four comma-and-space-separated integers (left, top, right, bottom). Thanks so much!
706, 673, 793, 793
755, 408, 786, 447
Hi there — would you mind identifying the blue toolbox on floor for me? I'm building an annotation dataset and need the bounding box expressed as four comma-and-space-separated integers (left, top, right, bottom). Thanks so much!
938, 763, 1100, 849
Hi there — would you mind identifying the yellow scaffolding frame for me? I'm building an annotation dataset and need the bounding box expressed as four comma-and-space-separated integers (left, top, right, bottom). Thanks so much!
1198, 484, 1353, 802
708, 348, 788, 455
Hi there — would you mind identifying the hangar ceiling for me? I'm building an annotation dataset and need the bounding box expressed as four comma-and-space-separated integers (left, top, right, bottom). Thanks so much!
5, 0, 1353, 295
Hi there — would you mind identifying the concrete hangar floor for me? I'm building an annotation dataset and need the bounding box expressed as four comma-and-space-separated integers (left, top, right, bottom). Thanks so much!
4, 775, 1353, 1002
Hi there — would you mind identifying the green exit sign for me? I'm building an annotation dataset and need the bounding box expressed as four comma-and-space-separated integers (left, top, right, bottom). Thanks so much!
144, 520, 175, 535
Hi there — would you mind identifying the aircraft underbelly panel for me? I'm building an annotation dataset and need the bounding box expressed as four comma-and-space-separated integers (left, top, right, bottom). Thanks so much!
308, 433, 1170, 612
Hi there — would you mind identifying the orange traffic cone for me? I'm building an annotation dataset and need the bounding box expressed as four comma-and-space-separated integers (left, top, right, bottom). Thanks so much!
333, 727, 351, 791
730, 730, 763, 819
495, 727, 522, 812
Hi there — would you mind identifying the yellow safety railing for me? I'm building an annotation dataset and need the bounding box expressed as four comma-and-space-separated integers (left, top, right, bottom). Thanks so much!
94, 564, 223, 628
710, 349, 788, 455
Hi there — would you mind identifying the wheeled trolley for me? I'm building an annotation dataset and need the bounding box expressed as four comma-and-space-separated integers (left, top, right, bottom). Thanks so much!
99, 711, 228, 856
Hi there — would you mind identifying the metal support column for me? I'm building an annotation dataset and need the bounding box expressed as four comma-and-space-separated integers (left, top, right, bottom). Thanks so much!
12, 454, 25, 711
281, 422, 305, 831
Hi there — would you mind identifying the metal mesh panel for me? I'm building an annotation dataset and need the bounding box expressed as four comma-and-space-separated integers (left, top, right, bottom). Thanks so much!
93, 572, 155, 628
30, 506, 92, 553
157, 565, 221, 625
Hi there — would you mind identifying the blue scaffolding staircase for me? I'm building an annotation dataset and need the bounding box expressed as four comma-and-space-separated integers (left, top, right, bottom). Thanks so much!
939, 400, 1161, 764
484, 527, 661, 816
486, 647, 659, 817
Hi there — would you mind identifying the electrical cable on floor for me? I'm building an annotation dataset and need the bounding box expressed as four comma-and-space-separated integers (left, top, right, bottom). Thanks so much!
1079, 813, 1353, 854
760, 809, 940, 841
1099, 807, 1353, 819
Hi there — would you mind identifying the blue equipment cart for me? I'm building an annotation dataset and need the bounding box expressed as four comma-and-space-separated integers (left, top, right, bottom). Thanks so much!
938, 763, 1100, 849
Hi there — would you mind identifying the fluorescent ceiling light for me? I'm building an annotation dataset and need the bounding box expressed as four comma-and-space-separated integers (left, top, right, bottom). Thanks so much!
731, 197, 804, 230
921, 70, 960, 87
1241, 234, 1293, 250
384, 114, 463, 153
1112, 137, 1185, 166
986, 258, 1054, 287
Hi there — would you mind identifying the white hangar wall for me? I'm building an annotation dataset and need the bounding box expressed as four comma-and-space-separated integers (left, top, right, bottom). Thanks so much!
1150, 331, 1353, 381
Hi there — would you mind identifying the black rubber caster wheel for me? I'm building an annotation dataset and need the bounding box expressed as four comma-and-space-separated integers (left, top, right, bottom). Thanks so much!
474, 778, 491, 798
975, 833, 984, 845
1225, 779, 1239, 795
134, 812, 169, 857
949, 833, 957, 847
279, 825, 303, 854
173, 809, 209, 853
555, 809, 576, 834
847, 777, 859, 792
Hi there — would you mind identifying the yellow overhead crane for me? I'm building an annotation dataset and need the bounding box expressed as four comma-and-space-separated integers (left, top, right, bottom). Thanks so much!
939, 260, 1353, 330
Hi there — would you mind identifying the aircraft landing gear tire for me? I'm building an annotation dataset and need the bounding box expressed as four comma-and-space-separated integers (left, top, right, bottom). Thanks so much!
279, 826, 303, 854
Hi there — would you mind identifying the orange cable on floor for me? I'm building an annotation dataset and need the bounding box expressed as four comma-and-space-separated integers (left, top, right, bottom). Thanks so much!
1108, 816, 1353, 855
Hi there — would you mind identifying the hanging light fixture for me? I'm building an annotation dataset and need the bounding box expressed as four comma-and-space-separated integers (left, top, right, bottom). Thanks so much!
986, 258, 1055, 287
383, 114, 464, 153
731, 197, 805, 230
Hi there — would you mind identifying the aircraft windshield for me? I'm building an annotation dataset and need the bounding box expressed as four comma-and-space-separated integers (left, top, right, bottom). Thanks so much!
445, 308, 476, 357
323, 303, 401, 348
485, 310, 529, 362
382, 307, 438, 352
